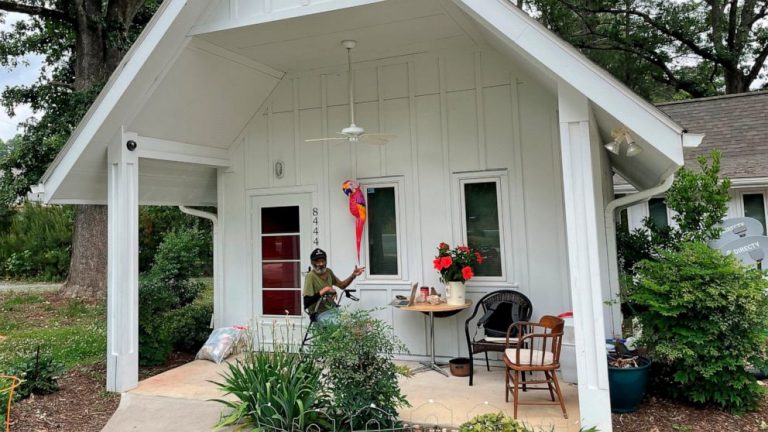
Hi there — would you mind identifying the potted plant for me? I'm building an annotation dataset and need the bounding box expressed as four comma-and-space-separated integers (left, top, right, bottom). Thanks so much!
433, 242, 484, 305
607, 341, 651, 413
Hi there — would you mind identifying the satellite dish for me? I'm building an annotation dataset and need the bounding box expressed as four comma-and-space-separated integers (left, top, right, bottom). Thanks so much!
709, 217, 764, 249
719, 235, 768, 266
305, 40, 397, 145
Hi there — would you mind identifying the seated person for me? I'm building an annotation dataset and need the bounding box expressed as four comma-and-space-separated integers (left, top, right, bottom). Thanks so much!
303, 248, 365, 325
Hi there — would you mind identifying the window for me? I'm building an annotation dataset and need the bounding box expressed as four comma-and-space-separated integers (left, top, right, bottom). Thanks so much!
461, 178, 504, 278
648, 197, 669, 228
743, 193, 766, 235
362, 178, 404, 279
261, 206, 302, 315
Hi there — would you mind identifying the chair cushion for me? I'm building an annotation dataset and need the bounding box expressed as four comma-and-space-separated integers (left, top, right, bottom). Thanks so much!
504, 348, 554, 366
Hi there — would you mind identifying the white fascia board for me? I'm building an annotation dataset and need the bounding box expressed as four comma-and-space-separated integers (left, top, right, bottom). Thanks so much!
455, 0, 686, 165
136, 134, 231, 168
40, 0, 208, 203
189, 0, 386, 35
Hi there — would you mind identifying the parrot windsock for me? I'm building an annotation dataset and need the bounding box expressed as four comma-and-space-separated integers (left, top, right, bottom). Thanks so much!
342, 180, 366, 262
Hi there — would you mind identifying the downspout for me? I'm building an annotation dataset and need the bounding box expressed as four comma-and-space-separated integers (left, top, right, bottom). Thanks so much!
603, 174, 675, 337
179, 206, 221, 329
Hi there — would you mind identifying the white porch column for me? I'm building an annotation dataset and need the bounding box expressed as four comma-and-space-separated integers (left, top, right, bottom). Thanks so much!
107, 130, 139, 392
557, 83, 613, 431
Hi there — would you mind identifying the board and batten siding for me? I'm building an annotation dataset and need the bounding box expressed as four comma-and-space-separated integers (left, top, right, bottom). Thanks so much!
219, 47, 570, 360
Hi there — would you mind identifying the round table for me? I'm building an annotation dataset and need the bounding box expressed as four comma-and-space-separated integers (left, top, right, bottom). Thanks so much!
400, 300, 472, 376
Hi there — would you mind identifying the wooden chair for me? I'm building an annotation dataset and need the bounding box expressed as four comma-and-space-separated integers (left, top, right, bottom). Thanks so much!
464, 290, 533, 385
503, 315, 567, 419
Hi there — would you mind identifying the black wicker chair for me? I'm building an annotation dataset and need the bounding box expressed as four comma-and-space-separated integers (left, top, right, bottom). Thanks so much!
464, 290, 533, 385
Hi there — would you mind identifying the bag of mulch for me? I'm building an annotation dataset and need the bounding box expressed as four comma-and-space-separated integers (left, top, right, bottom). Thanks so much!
195, 326, 245, 364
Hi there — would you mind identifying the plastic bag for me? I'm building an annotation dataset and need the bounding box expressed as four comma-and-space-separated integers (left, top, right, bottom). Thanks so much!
195, 326, 245, 364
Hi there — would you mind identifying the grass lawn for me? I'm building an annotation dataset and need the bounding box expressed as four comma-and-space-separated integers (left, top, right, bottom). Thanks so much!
0, 290, 106, 370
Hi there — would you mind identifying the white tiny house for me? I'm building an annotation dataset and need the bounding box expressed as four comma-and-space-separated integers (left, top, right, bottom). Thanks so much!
35, 1, 703, 430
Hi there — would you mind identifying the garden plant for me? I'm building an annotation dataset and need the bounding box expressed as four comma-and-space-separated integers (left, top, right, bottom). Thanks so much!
617, 150, 768, 413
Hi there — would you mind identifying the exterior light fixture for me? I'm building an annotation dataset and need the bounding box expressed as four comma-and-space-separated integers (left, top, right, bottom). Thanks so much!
604, 126, 642, 157
626, 142, 642, 157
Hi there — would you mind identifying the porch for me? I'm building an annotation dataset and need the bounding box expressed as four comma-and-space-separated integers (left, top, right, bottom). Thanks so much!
102, 357, 581, 431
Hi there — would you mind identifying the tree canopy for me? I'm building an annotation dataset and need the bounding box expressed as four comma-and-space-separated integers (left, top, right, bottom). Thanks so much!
0, 0, 161, 205
521, 0, 768, 100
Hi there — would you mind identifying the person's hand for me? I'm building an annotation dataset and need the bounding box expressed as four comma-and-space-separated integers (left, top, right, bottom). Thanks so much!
352, 266, 365, 277
320, 286, 335, 296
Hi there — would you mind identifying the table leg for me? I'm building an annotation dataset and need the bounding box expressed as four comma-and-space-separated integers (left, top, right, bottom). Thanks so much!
411, 312, 449, 376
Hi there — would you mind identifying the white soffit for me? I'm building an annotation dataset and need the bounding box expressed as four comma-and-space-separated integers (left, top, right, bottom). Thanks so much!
40, 0, 211, 202
195, 0, 465, 72
51, 158, 217, 206
129, 39, 282, 147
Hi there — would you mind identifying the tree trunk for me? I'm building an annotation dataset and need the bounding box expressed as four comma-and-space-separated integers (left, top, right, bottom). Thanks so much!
62, 0, 110, 298
62, 205, 108, 298
724, 68, 749, 94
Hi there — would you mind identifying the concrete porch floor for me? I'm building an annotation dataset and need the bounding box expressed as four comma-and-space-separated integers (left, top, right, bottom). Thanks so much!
101, 358, 581, 431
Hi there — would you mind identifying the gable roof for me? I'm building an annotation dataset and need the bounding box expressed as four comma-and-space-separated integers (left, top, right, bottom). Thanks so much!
37, 0, 697, 204
657, 91, 768, 180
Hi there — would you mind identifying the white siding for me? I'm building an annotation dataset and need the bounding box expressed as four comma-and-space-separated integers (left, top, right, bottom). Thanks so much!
220, 47, 571, 361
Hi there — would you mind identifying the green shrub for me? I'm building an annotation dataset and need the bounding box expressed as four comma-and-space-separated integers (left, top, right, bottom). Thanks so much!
139, 206, 213, 273
630, 242, 768, 412
308, 308, 409, 429
145, 228, 207, 307
213, 348, 330, 431
459, 412, 528, 432
3, 348, 64, 400
164, 300, 213, 353
138, 228, 210, 366
0, 202, 73, 280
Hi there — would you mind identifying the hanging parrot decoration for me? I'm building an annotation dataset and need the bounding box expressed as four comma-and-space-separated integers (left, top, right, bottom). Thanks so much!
342, 180, 366, 263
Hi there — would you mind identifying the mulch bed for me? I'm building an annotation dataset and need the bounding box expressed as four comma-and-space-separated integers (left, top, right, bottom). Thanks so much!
613, 393, 768, 432
8, 353, 196, 432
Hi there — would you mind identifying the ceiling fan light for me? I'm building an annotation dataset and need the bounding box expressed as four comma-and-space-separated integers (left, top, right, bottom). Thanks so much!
604, 141, 620, 155
626, 142, 642, 157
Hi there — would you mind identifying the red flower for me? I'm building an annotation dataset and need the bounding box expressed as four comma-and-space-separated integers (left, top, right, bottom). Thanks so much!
433, 258, 443, 270
440, 256, 453, 269
462, 266, 474, 280
458, 245, 470, 253
475, 252, 484, 264
438, 242, 450, 251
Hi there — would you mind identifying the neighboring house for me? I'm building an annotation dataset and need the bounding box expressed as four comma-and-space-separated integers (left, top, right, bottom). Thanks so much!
618, 91, 768, 233
32, 1, 703, 430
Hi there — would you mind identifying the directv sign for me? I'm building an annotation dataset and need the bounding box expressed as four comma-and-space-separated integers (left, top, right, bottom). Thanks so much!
720, 236, 768, 266
709, 217, 765, 250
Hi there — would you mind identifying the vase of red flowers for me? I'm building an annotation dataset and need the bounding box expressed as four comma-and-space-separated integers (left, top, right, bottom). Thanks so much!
433, 242, 484, 305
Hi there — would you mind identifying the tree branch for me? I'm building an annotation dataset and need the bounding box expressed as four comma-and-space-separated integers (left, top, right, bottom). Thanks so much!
557, 0, 721, 64
0, 1, 73, 23
747, 43, 768, 82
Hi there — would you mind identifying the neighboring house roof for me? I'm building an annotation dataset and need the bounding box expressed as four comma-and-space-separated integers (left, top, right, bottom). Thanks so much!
657, 91, 768, 181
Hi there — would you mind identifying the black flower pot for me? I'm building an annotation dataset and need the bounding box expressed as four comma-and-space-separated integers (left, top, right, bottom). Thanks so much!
608, 356, 651, 413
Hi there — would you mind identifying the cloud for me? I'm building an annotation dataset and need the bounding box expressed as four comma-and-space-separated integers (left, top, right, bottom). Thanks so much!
0, 12, 44, 141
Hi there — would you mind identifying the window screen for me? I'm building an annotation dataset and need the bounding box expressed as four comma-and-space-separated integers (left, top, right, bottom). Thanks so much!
464, 181, 502, 277
743, 194, 767, 235
648, 198, 669, 228
367, 186, 398, 276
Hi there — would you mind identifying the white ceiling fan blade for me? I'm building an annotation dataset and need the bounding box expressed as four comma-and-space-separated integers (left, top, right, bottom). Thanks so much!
305, 137, 349, 142
358, 133, 397, 145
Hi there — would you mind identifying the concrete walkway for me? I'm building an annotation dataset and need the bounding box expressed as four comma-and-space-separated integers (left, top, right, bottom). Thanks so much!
101, 358, 580, 431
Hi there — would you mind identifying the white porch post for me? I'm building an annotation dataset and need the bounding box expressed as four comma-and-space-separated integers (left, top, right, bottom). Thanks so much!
107, 129, 140, 392
557, 82, 613, 431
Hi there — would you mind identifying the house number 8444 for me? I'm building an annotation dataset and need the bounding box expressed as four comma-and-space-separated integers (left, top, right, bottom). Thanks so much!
312, 208, 319, 246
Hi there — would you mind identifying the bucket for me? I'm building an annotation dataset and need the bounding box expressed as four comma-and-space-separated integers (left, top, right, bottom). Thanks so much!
449, 357, 471, 377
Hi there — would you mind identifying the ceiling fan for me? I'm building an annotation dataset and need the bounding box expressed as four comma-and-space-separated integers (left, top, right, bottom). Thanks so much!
305, 40, 396, 145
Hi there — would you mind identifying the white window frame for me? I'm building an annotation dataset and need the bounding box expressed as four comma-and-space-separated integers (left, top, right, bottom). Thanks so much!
360, 176, 406, 281
452, 170, 511, 284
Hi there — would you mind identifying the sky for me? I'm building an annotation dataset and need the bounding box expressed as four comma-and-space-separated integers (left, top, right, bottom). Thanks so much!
0, 12, 43, 142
